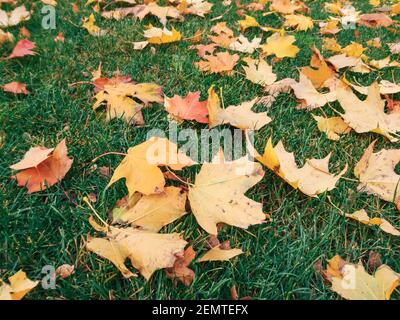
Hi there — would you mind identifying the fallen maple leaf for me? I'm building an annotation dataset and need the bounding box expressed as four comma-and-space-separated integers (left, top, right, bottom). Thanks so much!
82, 14, 107, 36
1, 82, 29, 94
208, 22, 236, 48
270, 0, 301, 14
108, 137, 195, 196
93, 81, 163, 124
5, 39, 36, 59
10, 139, 73, 193
198, 245, 243, 262
144, 26, 182, 44
283, 14, 313, 31
354, 141, 400, 204
291, 73, 337, 109
0, 5, 30, 28
248, 136, 347, 196
243, 57, 277, 86
189, 43, 217, 57
164, 91, 208, 123
336, 82, 400, 141
238, 15, 260, 32
312, 115, 351, 141
188, 152, 265, 235
358, 13, 393, 28
324, 255, 400, 300
301, 47, 336, 89
86, 226, 187, 280
207, 86, 271, 130
261, 33, 299, 58
56, 264, 75, 279
0, 270, 38, 300
112, 186, 187, 232
195, 51, 239, 75
345, 209, 400, 236
229, 34, 261, 54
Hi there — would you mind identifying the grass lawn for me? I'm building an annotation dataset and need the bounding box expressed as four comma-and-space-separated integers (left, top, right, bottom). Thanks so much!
1, 0, 400, 300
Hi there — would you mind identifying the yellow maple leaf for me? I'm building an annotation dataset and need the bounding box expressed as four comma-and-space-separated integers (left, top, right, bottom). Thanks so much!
86, 226, 187, 280
342, 42, 366, 58
325, 256, 400, 300
345, 209, 400, 236
248, 136, 347, 196
108, 137, 195, 196
0, 270, 38, 300
261, 33, 299, 58
207, 86, 271, 130
144, 26, 182, 44
112, 186, 187, 232
242, 57, 277, 86
238, 15, 260, 32
336, 82, 400, 141
188, 152, 266, 235
198, 246, 243, 262
355, 141, 400, 204
283, 14, 314, 31
82, 13, 107, 36
312, 115, 351, 141
300, 47, 336, 89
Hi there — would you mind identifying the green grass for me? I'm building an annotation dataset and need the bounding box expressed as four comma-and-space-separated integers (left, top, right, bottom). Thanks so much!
1, 0, 400, 300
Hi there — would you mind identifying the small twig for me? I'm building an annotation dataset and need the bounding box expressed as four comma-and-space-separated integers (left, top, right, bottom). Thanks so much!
91, 151, 127, 163
83, 196, 109, 228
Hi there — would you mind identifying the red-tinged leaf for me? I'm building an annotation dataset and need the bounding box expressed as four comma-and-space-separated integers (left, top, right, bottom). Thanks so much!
6, 39, 36, 59
165, 92, 208, 123
165, 246, 196, 286
10, 139, 73, 193
1, 82, 29, 94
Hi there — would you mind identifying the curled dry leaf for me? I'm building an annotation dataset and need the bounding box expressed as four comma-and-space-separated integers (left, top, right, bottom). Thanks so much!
165, 246, 196, 286
207, 86, 271, 130
325, 255, 400, 300
10, 139, 73, 193
301, 48, 336, 89
354, 141, 400, 204
86, 226, 187, 280
248, 136, 347, 196
0, 270, 38, 300
56, 264, 75, 279
108, 137, 195, 196
198, 245, 243, 262
112, 186, 187, 232
1, 82, 29, 94
5, 39, 36, 59
345, 209, 400, 236
188, 151, 266, 235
